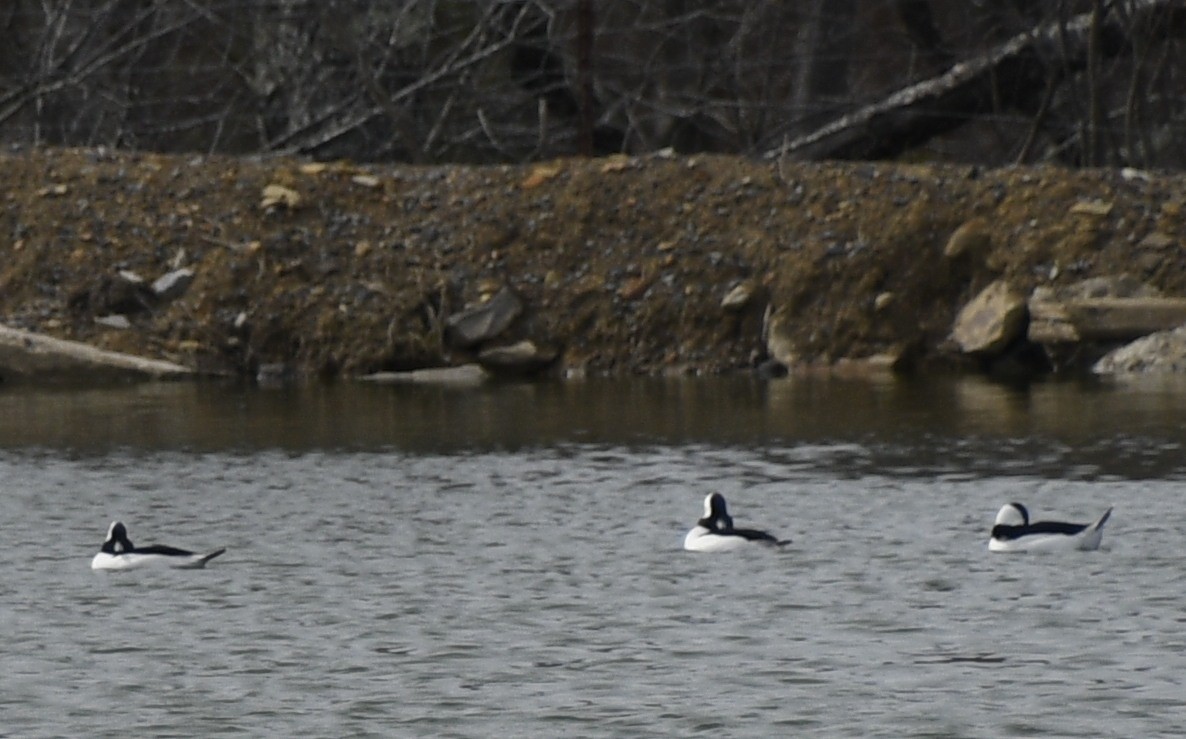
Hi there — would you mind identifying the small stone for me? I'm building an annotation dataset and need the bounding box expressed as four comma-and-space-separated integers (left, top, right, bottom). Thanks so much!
520, 165, 561, 189
600, 155, 632, 173
260, 184, 301, 210
721, 282, 755, 311
152, 268, 195, 301
943, 218, 992, 261
95, 314, 131, 329
1069, 199, 1113, 217
619, 275, 652, 301
874, 292, 894, 312
1120, 168, 1150, 182
1138, 233, 1175, 250
352, 174, 381, 188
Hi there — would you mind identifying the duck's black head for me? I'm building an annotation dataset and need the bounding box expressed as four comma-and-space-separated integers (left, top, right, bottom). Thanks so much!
101, 521, 135, 554
699, 493, 734, 532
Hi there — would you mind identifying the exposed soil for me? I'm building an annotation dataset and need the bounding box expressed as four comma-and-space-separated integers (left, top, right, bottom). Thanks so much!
2, 146, 1185, 379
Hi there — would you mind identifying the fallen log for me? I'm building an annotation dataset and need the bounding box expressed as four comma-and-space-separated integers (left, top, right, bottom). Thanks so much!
0, 324, 195, 383
1028, 297, 1186, 343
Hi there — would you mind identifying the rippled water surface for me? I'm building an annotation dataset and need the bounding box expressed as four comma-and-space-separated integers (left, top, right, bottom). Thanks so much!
3, 377, 1186, 736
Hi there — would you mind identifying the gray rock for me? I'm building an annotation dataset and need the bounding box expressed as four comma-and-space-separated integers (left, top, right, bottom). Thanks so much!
1094, 325, 1186, 375
951, 280, 1027, 355
445, 287, 522, 348
152, 268, 195, 301
95, 314, 131, 329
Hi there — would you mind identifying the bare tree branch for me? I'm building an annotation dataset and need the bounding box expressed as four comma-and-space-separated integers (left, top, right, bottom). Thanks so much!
770, 0, 1185, 162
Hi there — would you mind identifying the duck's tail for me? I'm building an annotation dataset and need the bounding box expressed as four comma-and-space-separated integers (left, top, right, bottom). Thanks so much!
197, 548, 227, 567
1091, 508, 1113, 531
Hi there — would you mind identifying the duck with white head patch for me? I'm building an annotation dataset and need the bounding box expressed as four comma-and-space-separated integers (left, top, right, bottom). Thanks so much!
683, 493, 789, 552
91, 521, 226, 570
988, 502, 1112, 553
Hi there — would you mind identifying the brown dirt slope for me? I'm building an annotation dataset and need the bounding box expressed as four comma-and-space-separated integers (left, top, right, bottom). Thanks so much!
1, 147, 1184, 378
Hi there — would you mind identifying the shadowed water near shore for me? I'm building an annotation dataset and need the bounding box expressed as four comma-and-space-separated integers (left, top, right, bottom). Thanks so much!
4, 374, 1186, 464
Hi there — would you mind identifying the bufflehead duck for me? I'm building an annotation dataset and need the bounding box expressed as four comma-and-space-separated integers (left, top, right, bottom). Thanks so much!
683, 493, 789, 552
988, 502, 1112, 553
91, 521, 226, 570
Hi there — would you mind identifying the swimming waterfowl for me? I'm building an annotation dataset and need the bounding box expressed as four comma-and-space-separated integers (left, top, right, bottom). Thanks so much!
988, 502, 1111, 552
91, 521, 226, 570
684, 492, 789, 552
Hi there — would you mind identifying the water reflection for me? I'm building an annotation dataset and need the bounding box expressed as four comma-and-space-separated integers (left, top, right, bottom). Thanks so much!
2, 375, 1186, 467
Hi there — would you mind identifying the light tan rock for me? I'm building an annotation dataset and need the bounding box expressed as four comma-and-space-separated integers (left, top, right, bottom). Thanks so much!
951, 280, 1027, 355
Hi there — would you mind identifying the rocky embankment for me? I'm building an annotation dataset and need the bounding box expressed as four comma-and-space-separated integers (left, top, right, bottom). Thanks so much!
1, 146, 1185, 383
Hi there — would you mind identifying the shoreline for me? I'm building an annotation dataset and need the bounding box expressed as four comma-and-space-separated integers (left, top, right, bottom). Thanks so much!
3, 147, 1184, 383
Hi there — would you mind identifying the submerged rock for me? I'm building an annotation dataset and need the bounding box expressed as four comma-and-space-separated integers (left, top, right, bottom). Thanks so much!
359, 364, 488, 385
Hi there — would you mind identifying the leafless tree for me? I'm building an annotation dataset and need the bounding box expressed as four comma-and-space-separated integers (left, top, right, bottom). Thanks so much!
0, 0, 1182, 167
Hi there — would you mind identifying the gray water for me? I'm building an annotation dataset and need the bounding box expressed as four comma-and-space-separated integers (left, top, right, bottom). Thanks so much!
3, 376, 1186, 737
